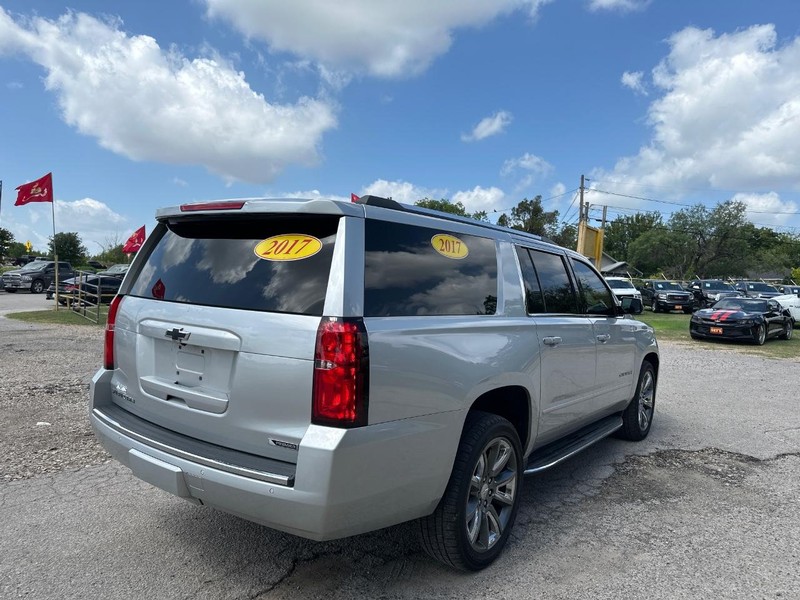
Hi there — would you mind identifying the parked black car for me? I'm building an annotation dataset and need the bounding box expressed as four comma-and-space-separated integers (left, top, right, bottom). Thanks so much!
96, 263, 130, 278
638, 280, 695, 313
689, 297, 793, 345
733, 281, 781, 299
687, 279, 742, 308
48, 275, 122, 305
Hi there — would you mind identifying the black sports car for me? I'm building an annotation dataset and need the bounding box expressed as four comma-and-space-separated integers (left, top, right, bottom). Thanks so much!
689, 297, 793, 345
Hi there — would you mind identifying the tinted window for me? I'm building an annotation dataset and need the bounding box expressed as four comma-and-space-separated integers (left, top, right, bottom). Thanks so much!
128, 216, 339, 315
528, 249, 578, 314
515, 247, 545, 313
571, 260, 615, 315
364, 220, 497, 316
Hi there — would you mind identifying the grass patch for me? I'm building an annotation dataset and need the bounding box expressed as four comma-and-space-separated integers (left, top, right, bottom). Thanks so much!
636, 309, 800, 359
6, 306, 107, 326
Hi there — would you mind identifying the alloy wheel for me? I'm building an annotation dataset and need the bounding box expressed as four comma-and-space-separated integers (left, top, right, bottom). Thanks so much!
465, 437, 518, 553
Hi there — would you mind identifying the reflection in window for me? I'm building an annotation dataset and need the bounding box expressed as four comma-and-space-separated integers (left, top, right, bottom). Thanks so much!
128, 216, 340, 315
571, 259, 615, 315
515, 247, 545, 314
529, 249, 578, 314
364, 220, 498, 316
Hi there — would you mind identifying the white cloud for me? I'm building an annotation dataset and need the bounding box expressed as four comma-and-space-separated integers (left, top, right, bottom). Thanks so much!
205, 0, 550, 78
0, 8, 337, 184
3, 197, 130, 254
172, 177, 188, 187
500, 152, 553, 193
452, 186, 506, 213
621, 70, 647, 95
501, 152, 553, 177
462, 111, 513, 142
361, 179, 444, 204
598, 25, 800, 204
6, 80, 22, 89
731, 192, 799, 226
549, 182, 567, 200
588, 0, 650, 12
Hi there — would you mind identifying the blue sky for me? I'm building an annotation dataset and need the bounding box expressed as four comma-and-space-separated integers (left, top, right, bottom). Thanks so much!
1, 0, 799, 255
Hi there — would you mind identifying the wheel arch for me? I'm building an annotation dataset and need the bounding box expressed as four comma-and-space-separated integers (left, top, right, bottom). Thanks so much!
468, 385, 531, 452
643, 351, 659, 381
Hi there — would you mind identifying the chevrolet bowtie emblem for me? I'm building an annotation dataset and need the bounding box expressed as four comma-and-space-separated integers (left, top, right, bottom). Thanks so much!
165, 328, 190, 342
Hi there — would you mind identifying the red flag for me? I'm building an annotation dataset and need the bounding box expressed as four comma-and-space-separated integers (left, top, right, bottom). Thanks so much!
351, 193, 360, 203
123, 226, 146, 253
15, 172, 53, 205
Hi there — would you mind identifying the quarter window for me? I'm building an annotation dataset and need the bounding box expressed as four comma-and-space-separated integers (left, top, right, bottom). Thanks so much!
364, 220, 498, 316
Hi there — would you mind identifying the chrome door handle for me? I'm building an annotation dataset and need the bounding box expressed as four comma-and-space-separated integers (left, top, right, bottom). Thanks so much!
542, 336, 562, 346
596, 334, 611, 343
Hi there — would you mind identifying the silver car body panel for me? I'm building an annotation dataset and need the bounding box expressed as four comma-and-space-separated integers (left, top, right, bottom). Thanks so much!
91, 196, 659, 540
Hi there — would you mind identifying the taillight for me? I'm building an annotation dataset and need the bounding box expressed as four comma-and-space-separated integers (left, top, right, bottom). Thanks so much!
104, 295, 124, 370
312, 317, 369, 428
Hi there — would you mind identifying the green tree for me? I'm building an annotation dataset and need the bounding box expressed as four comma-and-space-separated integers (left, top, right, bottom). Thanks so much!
627, 228, 694, 279
496, 196, 558, 236
604, 212, 663, 262
549, 223, 577, 249
6, 241, 27, 259
668, 201, 750, 277
0, 227, 13, 260
96, 243, 127, 266
415, 197, 488, 222
48, 232, 88, 265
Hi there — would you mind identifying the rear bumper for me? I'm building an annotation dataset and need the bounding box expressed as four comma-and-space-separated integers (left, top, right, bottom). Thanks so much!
90, 369, 461, 541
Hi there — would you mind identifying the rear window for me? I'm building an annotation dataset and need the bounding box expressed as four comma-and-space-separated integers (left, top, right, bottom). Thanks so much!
128, 216, 339, 315
364, 220, 498, 316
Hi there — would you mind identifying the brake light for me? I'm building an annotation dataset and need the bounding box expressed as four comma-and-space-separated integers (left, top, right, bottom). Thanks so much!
312, 317, 369, 427
104, 295, 124, 370
180, 200, 245, 212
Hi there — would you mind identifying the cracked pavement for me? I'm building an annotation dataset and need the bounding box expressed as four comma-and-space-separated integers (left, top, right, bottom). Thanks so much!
1, 301, 799, 598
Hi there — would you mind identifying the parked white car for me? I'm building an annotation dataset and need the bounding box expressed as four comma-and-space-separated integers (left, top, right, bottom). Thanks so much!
775, 294, 800, 326
604, 277, 642, 302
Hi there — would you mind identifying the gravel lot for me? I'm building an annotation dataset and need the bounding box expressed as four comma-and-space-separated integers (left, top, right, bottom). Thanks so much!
0, 314, 105, 481
1, 301, 799, 598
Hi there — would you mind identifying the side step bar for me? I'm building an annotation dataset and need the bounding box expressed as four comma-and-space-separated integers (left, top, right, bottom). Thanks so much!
524, 414, 623, 475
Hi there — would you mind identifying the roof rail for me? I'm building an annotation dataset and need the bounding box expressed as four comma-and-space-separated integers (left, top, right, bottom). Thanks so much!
353, 195, 405, 210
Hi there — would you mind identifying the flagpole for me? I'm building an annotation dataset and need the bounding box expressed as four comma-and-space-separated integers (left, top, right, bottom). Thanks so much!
52, 190, 58, 311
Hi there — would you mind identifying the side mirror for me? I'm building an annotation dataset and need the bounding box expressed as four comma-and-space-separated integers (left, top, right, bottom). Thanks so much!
620, 297, 643, 315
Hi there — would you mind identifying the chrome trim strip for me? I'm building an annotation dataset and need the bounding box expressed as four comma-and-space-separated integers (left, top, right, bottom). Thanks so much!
92, 407, 293, 486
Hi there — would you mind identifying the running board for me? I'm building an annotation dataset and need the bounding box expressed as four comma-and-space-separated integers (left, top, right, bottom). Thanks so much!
524, 415, 623, 475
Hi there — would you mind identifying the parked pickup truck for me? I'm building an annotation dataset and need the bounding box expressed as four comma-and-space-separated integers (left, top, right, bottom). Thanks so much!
2, 260, 75, 294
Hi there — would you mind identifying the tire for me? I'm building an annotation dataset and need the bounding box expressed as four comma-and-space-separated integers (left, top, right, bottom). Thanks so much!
31, 280, 45, 294
753, 323, 766, 345
617, 362, 656, 441
651, 300, 659, 313
779, 321, 793, 340
419, 411, 523, 571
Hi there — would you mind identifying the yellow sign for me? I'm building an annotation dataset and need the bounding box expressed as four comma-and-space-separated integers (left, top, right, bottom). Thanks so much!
25, 240, 32, 252
254, 234, 322, 261
431, 234, 469, 259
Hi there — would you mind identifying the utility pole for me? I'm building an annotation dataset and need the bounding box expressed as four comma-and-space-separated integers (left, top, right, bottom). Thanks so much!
576, 174, 586, 253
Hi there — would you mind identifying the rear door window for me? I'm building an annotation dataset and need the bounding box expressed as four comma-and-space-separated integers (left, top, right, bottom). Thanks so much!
528, 249, 579, 314
128, 216, 340, 315
364, 220, 498, 316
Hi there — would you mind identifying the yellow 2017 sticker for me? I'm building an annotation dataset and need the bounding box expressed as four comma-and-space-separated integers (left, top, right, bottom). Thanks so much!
254, 234, 322, 261
431, 234, 469, 259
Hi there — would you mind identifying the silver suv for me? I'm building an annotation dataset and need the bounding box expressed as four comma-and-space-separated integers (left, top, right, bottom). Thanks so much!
90, 195, 659, 570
